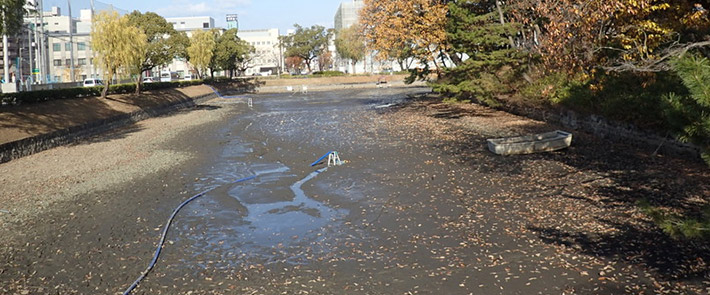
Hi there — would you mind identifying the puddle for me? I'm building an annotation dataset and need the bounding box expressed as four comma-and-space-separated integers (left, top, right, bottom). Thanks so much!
172, 163, 349, 269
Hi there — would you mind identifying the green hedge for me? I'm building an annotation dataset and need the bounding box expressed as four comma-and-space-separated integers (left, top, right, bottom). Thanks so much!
311, 71, 346, 77
0, 80, 205, 107
202, 77, 234, 84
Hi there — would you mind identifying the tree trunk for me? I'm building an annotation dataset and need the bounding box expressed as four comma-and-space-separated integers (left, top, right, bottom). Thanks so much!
102, 80, 110, 98
305, 60, 312, 73
496, 0, 516, 48
135, 78, 142, 95
447, 49, 463, 66
438, 50, 449, 69
427, 48, 442, 79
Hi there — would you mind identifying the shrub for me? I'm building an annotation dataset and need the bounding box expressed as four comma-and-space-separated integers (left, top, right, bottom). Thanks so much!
639, 200, 710, 240
311, 71, 345, 77
203, 77, 233, 84
0, 80, 207, 107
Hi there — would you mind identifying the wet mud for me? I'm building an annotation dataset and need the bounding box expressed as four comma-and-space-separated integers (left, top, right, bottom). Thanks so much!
2, 86, 708, 294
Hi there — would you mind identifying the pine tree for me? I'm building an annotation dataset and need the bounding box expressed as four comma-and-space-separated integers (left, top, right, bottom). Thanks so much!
665, 54, 710, 165
433, 0, 526, 104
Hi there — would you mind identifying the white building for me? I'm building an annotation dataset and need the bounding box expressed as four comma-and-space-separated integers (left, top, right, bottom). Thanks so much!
166, 16, 215, 32
334, 0, 364, 31
237, 28, 282, 76
163, 16, 217, 78
40, 7, 99, 83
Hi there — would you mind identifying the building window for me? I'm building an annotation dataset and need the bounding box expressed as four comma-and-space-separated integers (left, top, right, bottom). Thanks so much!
53, 43, 61, 51
90, 58, 93, 65
53, 75, 60, 82
65, 43, 72, 51
77, 42, 86, 50
53, 59, 61, 66
78, 58, 86, 66
65, 59, 71, 66
203, 22, 209, 28
81, 74, 87, 80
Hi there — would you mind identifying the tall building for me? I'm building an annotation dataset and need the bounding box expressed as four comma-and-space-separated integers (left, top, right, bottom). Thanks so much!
334, 0, 380, 74
237, 29, 281, 76
334, 0, 364, 31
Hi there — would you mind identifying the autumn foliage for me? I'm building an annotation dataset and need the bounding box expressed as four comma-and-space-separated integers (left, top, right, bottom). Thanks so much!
511, 0, 710, 73
359, 0, 449, 69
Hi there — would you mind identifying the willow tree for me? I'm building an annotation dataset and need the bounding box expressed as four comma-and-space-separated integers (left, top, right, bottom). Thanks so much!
187, 30, 216, 78
91, 11, 148, 98
335, 25, 366, 74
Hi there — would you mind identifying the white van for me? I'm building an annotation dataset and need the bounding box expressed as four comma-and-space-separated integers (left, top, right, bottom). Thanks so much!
183, 74, 193, 81
160, 70, 179, 82
83, 78, 103, 87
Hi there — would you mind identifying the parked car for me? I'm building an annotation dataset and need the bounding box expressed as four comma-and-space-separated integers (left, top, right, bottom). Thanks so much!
183, 74, 193, 81
83, 78, 103, 87
142, 77, 155, 83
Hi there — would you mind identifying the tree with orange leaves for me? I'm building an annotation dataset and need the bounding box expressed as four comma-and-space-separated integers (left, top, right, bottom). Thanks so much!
511, 0, 710, 73
359, 0, 450, 72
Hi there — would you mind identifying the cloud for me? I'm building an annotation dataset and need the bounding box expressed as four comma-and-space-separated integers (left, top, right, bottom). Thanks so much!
156, 0, 250, 18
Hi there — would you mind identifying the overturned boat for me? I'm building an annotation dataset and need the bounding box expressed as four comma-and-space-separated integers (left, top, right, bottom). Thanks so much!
487, 130, 572, 155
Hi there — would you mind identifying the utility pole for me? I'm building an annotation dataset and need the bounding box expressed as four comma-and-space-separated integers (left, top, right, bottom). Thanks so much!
3, 35, 9, 84
18, 48, 22, 86
90, 0, 95, 79
67, 0, 75, 83
28, 25, 33, 89
39, 0, 46, 83
2, 5, 9, 84
34, 13, 40, 83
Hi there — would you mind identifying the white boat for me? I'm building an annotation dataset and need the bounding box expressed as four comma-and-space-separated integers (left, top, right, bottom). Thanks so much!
487, 130, 572, 155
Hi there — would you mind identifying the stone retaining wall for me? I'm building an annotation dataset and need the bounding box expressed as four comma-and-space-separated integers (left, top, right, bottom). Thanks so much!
0, 92, 217, 164
501, 103, 701, 159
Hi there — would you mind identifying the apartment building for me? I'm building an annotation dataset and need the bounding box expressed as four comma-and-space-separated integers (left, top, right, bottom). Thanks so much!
44, 8, 98, 83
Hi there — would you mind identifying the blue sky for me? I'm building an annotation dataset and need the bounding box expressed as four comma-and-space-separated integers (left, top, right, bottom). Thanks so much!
42, 0, 344, 33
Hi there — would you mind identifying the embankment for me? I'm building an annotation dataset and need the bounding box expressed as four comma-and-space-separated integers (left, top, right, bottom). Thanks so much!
0, 85, 217, 163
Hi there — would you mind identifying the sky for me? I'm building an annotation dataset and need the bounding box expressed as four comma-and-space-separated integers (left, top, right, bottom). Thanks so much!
41, 0, 345, 33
